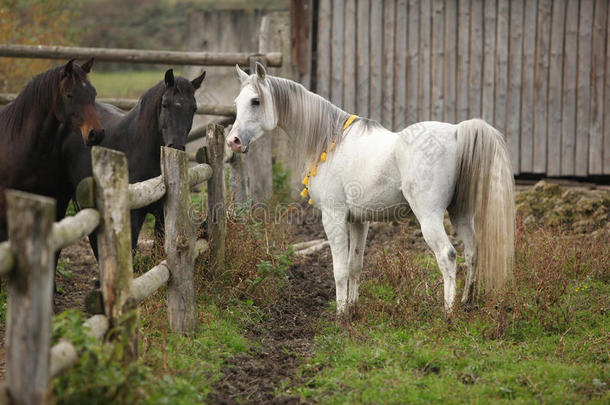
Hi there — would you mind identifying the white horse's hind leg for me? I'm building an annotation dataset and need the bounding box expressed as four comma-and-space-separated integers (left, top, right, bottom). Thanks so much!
347, 221, 369, 311
449, 212, 477, 304
322, 211, 350, 316
413, 211, 458, 312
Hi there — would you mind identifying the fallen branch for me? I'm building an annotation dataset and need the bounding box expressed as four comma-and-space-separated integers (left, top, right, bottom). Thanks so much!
295, 241, 330, 256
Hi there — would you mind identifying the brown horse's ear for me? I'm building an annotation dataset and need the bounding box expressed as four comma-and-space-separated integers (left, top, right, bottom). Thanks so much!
80, 58, 95, 74
164, 69, 175, 88
62, 59, 75, 78
191, 70, 206, 90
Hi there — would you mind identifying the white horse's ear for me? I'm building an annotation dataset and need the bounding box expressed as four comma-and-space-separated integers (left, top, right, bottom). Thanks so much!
255, 62, 266, 82
235, 64, 249, 83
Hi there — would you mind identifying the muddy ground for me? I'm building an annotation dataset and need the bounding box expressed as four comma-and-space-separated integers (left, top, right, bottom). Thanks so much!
0, 181, 608, 402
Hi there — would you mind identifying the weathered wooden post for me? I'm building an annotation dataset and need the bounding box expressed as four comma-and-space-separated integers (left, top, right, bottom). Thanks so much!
91, 146, 137, 360
5, 190, 55, 405
161, 146, 197, 333
206, 124, 227, 273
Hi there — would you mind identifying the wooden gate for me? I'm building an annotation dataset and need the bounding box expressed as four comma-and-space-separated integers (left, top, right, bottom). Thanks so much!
293, 0, 610, 177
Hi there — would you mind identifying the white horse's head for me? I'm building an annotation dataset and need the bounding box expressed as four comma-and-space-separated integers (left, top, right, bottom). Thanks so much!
227, 62, 278, 153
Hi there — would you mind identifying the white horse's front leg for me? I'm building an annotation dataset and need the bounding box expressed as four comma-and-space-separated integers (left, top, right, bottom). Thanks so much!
347, 221, 369, 310
322, 212, 349, 317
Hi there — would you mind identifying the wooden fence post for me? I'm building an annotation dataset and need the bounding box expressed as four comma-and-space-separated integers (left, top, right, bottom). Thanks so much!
91, 147, 136, 360
5, 190, 55, 405
206, 124, 227, 273
161, 146, 197, 333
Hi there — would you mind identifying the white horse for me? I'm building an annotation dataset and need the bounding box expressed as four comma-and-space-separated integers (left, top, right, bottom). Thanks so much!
227, 63, 515, 318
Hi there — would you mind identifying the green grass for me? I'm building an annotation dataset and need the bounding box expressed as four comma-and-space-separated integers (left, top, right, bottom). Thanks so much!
89, 70, 179, 99
285, 227, 610, 404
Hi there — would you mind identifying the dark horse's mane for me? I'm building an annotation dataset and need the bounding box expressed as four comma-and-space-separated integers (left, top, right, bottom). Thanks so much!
0, 65, 86, 140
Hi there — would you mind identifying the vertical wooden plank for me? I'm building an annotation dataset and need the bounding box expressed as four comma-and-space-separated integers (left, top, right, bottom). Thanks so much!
343, 0, 356, 113
356, 0, 370, 117
382, 0, 396, 127
406, 0, 420, 123
506, 0, 524, 174
494, 0, 509, 135
547, 0, 566, 176
162, 147, 197, 333
482, 0, 496, 123
206, 124, 226, 274
370, 0, 383, 121
456, 0, 470, 122
561, 0, 579, 176
603, 1, 610, 174
431, 0, 445, 121
589, 0, 607, 174
290, 0, 313, 88
468, 0, 483, 118
443, 0, 457, 123
520, 0, 537, 173
5, 191, 55, 405
533, 0, 552, 173
575, 0, 593, 176
331, 0, 344, 106
316, 0, 331, 99
419, 0, 432, 120
394, 0, 408, 129
92, 146, 136, 359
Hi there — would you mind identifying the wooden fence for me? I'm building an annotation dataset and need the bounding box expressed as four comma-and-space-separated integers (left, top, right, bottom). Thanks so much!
0, 124, 226, 405
308, 0, 610, 177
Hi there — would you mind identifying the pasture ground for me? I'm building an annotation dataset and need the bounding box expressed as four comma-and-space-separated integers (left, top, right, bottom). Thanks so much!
0, 181, 608, 404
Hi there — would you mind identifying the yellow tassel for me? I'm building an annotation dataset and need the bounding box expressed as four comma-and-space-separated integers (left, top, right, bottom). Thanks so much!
302, 175, 309, 186
308, 198, 314, 205
320, 152, 327, 162
311, 165, 317, 176
300, 188, 308, 198
329, 142, 335, 151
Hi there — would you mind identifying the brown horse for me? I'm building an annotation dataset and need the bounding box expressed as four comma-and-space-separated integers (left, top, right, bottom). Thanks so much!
0, 59, 104, 241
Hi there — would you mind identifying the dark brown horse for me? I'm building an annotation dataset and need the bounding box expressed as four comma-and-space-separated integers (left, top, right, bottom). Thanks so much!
58, 69, 205, 255
0, 59, 104, 241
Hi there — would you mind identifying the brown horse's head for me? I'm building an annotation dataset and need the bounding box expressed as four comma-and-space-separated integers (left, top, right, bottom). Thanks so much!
54, 59, 104, 146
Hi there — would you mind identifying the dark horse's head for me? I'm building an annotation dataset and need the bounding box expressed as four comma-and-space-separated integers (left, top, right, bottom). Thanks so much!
55, 59, 104, 146
156, 69, 206, 151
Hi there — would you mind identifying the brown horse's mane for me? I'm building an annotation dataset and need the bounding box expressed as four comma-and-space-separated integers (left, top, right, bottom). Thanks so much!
0, 65, 86, 140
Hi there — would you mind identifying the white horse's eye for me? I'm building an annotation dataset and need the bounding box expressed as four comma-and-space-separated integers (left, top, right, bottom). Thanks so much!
251, 98, 260, 106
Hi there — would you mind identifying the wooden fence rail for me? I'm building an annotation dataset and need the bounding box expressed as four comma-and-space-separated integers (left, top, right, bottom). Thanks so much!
0, 94, 236, 117
0, 123, 227, 405
0, 44, 282, 67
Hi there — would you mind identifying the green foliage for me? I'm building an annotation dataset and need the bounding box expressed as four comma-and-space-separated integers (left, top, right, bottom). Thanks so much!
56, 259, 73, 279
272, 161, 291, 203
0, 0, 83, 91
89, 70, 179, 98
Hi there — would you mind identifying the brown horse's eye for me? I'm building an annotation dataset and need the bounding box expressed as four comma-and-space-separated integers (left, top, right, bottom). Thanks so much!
66, 93, 73, 99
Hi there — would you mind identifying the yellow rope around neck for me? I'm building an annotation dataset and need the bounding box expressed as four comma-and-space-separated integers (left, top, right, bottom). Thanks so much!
302, 114, 359, 206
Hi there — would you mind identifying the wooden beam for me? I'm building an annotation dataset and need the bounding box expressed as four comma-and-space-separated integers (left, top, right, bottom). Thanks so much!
5, 190, 55, 405
129, 175, 166, 210
0, 44, 282, 67
161, 147, 197, 333
206, 124, 227, 274
133, 262, 169, 304
0, 94, 236, 117
52, 208, 100, 251
91, 146, 136, 359
49, 315, 109, 378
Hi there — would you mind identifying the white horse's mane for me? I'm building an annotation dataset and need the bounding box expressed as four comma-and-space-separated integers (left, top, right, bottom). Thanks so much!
247, 75, 354, 172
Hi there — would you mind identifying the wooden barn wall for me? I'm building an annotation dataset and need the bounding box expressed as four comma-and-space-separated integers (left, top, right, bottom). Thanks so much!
310, 0, 610, 176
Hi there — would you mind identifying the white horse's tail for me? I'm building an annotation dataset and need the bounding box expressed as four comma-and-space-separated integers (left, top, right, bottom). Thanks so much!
452, 119, 515, 295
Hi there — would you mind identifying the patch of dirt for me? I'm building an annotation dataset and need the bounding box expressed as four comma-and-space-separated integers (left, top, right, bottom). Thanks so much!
208, 248, 334, 404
